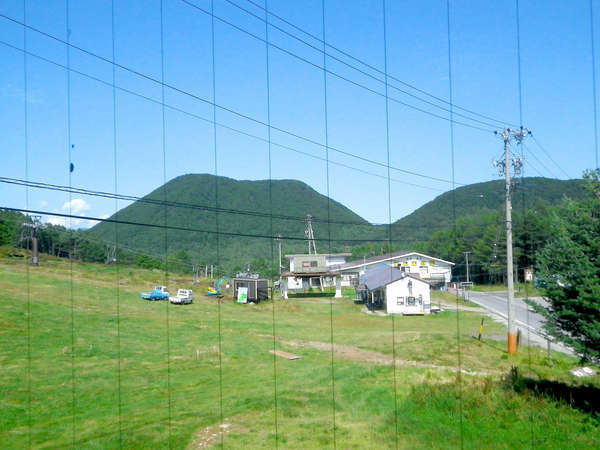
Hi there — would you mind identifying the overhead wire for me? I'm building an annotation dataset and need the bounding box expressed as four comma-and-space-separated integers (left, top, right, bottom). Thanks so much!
209, 1, 225, 444
0, 14, 468, 187
320, 1, 337, 446
22, 1, 32, 447
218, 0, 509, 131
158, 0, 173, 445
239, 0, 520, 129
530, 135, 571, 179
180, 0, 497, 134
381, 0, 399, 447
0, 36, 449, 195
65, 1, 77, 445
591, 0, 599, 170
263, 1, 279, 446
445, 0, 464, 446
109, 0, 123, 445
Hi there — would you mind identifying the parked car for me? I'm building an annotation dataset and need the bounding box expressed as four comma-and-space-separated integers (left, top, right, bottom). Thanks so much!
141, 286, 170, 301
169, 289, 194, 305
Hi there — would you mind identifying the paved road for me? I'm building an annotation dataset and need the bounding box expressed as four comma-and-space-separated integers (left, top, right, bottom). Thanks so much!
459, 289, 573, 356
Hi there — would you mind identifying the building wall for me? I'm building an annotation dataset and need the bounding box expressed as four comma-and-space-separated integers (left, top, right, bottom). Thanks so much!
385, 278, 431, 315
344, 254, 452, 284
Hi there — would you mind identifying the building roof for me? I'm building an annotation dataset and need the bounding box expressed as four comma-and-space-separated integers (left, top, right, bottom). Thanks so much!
362, 266, 429, 291
332, 251, 455, 271
284, 253, 351, 259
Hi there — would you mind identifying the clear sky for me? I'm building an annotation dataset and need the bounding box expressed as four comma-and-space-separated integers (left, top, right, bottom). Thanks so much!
1, 0, 598, 228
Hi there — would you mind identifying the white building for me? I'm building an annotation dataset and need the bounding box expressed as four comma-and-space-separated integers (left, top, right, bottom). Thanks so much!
332, 251, 454, 287
361, 266, 431, 315
284, 253, 350, 290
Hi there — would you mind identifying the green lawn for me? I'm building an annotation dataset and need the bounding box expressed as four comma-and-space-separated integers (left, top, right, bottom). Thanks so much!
0, 253, 598, 448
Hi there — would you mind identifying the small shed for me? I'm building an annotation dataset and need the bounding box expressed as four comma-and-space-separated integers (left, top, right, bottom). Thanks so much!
362, 266, 431, 315
233, 277, 269, 302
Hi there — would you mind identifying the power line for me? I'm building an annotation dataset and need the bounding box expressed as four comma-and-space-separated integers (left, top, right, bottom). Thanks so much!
180, 0, 497, 133
0, 15, 468, 186
238, 0, 520, 129
1, 176, 523, 234
530, 136, 571, 179
522, 142, 557, 178
0, 40, 448, 195
217, 0, 508, 130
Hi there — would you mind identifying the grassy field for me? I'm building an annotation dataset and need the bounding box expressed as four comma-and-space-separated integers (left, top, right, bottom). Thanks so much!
0, 250, 598, 448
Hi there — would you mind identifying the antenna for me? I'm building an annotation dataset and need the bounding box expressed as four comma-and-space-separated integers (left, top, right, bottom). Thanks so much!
304, 214, 317, 255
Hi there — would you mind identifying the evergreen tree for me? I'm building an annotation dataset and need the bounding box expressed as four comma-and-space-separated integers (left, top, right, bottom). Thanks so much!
531, 169, 600, 360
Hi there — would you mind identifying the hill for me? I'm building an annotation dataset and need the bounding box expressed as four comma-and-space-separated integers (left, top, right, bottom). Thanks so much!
87, 175, 586, 272
390, 177, 587, 244
87, 174, 381, 271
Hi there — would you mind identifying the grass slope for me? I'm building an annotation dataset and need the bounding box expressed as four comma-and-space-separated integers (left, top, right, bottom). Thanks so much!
1, 252, 598, 448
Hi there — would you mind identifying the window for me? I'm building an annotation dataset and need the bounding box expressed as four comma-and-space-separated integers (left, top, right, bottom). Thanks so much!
430, 261, 435, 266
407, 296, 416, 306
302, 262, 311, 268
310, 261, 318, 267
396, 297, 404, 306
418, 294, 423, 305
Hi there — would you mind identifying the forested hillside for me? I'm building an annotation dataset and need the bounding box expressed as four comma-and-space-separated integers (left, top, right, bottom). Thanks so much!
2, 175, 586, 279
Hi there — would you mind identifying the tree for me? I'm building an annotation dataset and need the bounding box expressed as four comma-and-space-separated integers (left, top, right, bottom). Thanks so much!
531, 169, 600, 360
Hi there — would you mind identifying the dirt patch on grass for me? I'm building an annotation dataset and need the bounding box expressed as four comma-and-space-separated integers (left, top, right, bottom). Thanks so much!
187, 421, 247, 449
277, 338, 498, 376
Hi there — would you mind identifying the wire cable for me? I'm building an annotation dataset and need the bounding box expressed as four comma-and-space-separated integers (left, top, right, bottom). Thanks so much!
22, 1, 32, 447
320, 1, 337, 446
180, 0, 497, 134
158, 1, 173, 445
110, 0, 123, 446
264, 1, 279, 446
529, 136, 571, 179
64, 1, 77, 445
0, 15, 468, 187
210, 1, 225, 443
219, 0, 508, 131
239, 0, 520, 129
382, 1, 399, 447
446, 1, 464, 447
591, 0, 599, 169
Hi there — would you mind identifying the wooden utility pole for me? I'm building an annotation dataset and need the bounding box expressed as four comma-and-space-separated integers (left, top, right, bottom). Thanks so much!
494, 127, 527, 355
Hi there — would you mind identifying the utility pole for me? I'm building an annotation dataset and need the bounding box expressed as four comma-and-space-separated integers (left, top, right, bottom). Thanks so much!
304, 214, 317, 255
493, 127, 527, 355
22, 215, 41, 266
275, 234, 283, 275
464, 251, 471, 283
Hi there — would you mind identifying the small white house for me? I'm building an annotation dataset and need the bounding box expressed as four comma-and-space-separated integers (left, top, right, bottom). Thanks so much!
361, 266, 431, 315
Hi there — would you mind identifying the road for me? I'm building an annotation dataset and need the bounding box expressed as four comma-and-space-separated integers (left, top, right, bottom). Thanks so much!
461, 289, 574, 356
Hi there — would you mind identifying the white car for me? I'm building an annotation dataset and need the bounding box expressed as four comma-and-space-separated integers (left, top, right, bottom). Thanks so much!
169, 289, 194, 305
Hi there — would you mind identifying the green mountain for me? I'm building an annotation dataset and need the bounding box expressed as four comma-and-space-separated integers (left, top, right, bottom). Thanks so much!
87, 174, 378, 271
87, 174, 586, 272
390, 177, 587, 244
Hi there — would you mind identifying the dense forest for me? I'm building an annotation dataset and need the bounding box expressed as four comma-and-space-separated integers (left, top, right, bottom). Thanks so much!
0, 174, 587, 281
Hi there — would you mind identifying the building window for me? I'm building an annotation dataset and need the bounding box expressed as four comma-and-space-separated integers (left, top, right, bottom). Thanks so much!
430, 261, 435, 266
310, 261, 318, 267
418, 294, 423, 305
407, 296, 416, 306
397, 297, 404, 305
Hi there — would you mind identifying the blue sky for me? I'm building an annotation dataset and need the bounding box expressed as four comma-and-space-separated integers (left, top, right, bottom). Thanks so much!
0, 0, 598, 228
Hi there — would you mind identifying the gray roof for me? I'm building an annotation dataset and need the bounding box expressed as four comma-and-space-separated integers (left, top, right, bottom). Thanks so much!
332, 250, 455, 271
362, 266, 428, 291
